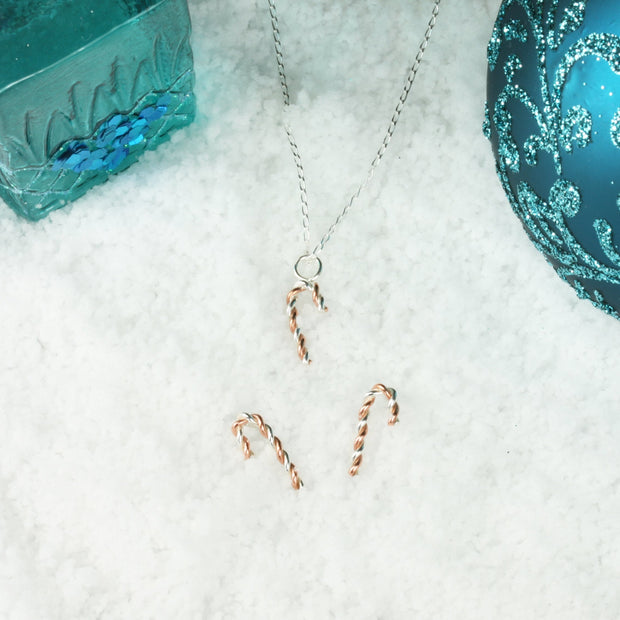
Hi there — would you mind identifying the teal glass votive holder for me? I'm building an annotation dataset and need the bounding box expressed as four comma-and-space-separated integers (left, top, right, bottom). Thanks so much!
0, 0, 196, 220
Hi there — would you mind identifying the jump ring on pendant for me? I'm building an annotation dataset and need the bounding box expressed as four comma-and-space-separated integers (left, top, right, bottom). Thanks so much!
294, 253, 322, 282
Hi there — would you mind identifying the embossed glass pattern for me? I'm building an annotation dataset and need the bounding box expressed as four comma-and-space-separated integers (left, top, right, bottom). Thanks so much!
0, 0, 196, 220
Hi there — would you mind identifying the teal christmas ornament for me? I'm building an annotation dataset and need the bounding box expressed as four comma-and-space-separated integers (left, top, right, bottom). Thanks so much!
485, 0, 620, 319
0, 0, 196, 221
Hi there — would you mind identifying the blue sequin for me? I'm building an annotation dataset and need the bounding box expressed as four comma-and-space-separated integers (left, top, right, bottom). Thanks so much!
52, 96, 170, 173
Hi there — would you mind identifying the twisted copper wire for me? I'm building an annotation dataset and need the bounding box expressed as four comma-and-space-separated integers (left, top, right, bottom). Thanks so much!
286, 281, 328, 364
349, 383, 400, 476
231, 412, 303, 490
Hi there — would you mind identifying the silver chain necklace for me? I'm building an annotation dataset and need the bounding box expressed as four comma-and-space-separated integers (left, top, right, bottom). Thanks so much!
268, 0, 442, 364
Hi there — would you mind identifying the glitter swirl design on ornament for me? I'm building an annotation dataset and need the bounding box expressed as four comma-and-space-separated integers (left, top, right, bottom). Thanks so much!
485, 0, 620, 318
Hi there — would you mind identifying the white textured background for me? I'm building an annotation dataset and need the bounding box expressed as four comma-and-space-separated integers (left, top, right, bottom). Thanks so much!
2, 1, 620, 618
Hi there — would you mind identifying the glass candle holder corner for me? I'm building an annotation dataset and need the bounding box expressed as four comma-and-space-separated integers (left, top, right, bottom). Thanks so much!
0, 0, 196, 221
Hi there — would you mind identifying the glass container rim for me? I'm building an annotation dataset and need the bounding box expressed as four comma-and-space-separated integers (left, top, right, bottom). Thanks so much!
0, 0, 171, 95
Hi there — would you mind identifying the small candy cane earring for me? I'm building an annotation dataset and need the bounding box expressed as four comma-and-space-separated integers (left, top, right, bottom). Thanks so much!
349, 384, 400, 476
232, 412, 303, 490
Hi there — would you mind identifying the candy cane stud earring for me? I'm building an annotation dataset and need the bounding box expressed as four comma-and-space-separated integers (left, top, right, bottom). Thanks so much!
349, 384, 400, 476
232, 412, 303, 490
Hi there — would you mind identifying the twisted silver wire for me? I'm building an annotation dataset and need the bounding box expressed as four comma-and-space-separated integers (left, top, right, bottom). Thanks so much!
268, 0, 310, 249
267, 0, 442, 256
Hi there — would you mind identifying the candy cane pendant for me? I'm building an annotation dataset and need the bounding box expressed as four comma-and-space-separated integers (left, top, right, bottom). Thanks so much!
287, 254, 328, 364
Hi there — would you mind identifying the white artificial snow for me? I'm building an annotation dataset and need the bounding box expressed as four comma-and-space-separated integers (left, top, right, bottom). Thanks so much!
2, 1, 620, 618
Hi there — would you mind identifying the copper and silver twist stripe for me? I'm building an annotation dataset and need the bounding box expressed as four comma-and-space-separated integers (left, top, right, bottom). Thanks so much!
232, 412, 303, 490
286, 281, 328, 364
349, 383, 400, 476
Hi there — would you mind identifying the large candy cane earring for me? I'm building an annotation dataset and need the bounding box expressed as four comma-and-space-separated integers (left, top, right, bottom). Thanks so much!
349, 384, 400, 476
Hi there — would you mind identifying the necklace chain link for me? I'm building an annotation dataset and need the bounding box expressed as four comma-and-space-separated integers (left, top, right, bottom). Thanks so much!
267, 0, 442, 257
